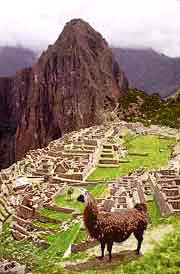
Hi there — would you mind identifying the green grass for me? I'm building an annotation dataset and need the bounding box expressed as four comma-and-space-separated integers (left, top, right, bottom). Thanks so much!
71, 218, 180, 274
55, 184, 108, 214
62, 251, 89, 262
74, 229, 87, 244
34, 222, 81, 274
121, 224, 180, 274
38, 208, 72, 221
87, 135, 176, 180
147, 200, 180, 227
0, 223, 44, 266
32, 220, 60, 230
86, 183, 108, 198
38, 232, 57, 244
0, 221, 81, 274
55, 193, 84, 213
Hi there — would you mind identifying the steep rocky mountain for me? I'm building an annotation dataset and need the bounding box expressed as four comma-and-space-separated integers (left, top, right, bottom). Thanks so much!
0, 19, 128, 169
112, 48, 180, 98
0, 46, 36, 76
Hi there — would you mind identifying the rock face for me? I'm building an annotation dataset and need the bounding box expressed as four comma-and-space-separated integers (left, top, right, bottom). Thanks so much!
0, 19, 128, 168
0, 77, 17, 169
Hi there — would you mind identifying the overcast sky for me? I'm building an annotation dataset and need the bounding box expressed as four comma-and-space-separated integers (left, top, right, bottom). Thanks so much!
0, 0, 180, 57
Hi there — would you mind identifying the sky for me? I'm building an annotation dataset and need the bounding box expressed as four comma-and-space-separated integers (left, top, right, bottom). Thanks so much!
0, 0, 180, 57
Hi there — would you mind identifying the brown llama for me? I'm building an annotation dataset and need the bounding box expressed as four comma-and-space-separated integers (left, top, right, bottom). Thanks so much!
77, 191, 148, 261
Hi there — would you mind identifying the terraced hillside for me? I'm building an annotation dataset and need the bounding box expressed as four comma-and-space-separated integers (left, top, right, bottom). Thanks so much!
0, 121, 180, 273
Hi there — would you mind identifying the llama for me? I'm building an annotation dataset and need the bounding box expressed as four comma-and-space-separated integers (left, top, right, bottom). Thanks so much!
77, 191, 148, 261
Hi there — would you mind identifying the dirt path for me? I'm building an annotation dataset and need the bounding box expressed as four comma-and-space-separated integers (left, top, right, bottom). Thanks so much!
62, 224, 174, 272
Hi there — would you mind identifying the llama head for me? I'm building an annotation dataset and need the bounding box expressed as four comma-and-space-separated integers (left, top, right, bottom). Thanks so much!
134, 203, 148, 213
77, 190, 95, 205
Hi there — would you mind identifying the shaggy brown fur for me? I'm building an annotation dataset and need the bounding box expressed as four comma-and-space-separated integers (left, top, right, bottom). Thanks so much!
77, 191, 148, 261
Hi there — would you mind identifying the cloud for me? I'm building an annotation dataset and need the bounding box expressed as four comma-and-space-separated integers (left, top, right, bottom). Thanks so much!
0, 0, 180, 56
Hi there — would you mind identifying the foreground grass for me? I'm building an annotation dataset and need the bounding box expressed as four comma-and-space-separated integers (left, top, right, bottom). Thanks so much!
34, 222, 81, 274
88, 135, 176, 180
0, 222, 81, 273
0, 223, 43, 267
147, 200, 180, 227
80, 226, 180, 274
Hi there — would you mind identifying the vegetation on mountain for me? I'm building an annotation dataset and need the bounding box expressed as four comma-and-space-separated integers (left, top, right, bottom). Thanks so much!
118, 89, 180, 128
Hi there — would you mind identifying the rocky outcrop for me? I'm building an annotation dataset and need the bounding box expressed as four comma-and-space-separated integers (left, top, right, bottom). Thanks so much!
0, 19, 128, 168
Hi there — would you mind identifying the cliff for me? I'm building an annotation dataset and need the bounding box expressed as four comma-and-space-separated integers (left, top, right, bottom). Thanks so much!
0, 77, 17, 168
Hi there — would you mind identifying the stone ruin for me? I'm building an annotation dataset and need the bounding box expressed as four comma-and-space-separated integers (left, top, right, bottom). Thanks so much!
96, 175, 146, 213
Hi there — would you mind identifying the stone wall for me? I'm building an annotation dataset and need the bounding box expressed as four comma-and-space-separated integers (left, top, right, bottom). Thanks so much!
71, 239, 98, 253
153, 184, 173, 217
44, 203, 75, 213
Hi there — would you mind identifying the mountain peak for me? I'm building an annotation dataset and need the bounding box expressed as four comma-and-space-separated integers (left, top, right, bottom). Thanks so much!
0, 19, 128, 168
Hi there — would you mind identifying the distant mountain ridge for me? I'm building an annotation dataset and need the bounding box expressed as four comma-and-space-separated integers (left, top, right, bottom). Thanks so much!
0, 46, 179, 99
112, 47, 180, 98
0, 46, 36, 76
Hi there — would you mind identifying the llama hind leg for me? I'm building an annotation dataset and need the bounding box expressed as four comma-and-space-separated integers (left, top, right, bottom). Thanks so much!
134, 230, 144, 254
99, 240, 106, 259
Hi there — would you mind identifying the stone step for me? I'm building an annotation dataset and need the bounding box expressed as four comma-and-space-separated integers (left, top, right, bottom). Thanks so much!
11, 229, 26, 241
0, 206, 9, 218
97, 164, 119, 168
0, 212, 6, 222
13, 215, 31, 228
11, 222, 28, 235
0, 199, 11, 215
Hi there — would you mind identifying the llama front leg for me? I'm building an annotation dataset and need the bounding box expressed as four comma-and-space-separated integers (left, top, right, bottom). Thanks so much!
98, 240, 105, 259
134, 230, 144, 254
107, 241, 113, 261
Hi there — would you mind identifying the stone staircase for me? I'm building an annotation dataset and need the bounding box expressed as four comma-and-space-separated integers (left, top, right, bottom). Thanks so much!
0, 195, 12, 223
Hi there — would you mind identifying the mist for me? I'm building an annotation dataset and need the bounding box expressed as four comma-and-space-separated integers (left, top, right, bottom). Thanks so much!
0, 0, 180, 57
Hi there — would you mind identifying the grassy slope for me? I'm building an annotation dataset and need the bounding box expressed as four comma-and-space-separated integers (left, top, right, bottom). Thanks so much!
0, 221, 81, 274
87, 135, 176, 180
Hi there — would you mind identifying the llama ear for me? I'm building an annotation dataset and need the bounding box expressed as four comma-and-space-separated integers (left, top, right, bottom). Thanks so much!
80, 188, 85, 194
